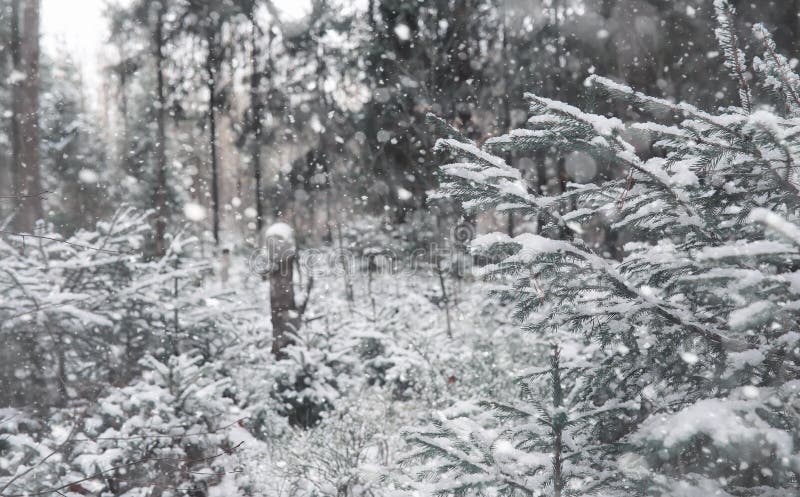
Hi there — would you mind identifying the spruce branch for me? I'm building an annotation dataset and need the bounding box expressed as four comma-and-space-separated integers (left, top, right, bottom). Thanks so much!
753, 23, 800, 114
714, 0, 752, 113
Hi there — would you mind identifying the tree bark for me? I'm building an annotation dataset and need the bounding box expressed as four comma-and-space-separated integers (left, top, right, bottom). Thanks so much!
250, 15, 265, 233
551, 345, 565, 497
270, 254, 297, 357
152, 3, 168, 256
116, 41, 132, 177
207, 33, 220, 247
267, 228, 298, 357
11, 0, 43, 232
10, 0, 20, 205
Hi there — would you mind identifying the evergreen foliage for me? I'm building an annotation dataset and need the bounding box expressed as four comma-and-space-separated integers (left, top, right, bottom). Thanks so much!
0, 208, 242, 406
0, 352, 238, 497
406, 4, 800, 495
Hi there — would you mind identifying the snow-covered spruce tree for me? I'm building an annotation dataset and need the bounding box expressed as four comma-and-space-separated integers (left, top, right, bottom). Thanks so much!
0, 352, 239, 497
0, 207, 245, 407
406, 2, 800, 496
404, 324, 631, 496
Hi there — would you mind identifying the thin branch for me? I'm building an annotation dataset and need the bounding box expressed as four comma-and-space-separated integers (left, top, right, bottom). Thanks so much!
0, 230, 136, 256
0, 442, 244, 497
298, 275, 314, 318
0, 191, 50, 200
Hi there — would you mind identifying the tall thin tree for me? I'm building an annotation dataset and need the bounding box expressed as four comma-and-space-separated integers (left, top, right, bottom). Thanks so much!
10, 0, 43, 232
152, 1, 169, 256
248, 2, 266, 233
205, 25, 222, 246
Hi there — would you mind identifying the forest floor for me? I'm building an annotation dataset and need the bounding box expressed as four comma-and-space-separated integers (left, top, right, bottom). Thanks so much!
0, 234, 540, 496
199, 247, 536, 495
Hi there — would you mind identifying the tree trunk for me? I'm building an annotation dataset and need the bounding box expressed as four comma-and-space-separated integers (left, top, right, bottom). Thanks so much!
551, 345, 565, 497
10, 0, 20, 208
793, 0, 800, 56
207, 35, 220, 247
553, 426, 563, 497
250, 15, 265, 233
267, 226, 298, 358
501, 18, 514, 237
117, 44, 132, 176
270, 254, 297, 357
152, 4, 168, 256
11, 0, 43, 232
551, 0, 568, 196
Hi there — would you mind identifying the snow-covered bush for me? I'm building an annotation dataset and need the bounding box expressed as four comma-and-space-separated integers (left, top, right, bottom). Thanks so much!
265, 259, 522, 427
272, 393, 397, 496
270, 331, 343, 428
406, 2, 800, 495
0, 410, 57, 496
0, 207, 243, 407
0, 352, 240, 497
217, 245, 526, 496
0, 210, 527, 497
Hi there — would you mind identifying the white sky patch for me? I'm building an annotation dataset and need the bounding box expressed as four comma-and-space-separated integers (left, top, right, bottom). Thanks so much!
41, 0, 111, 108
272, 0, 313, 22
41, 0, 313, 108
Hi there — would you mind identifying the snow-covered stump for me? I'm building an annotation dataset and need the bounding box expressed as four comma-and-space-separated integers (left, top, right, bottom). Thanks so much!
263, 222, 299, 358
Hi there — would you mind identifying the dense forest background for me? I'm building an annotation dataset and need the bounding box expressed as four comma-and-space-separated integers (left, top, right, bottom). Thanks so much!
2, 0, 798, 249
4, 1, 800, 496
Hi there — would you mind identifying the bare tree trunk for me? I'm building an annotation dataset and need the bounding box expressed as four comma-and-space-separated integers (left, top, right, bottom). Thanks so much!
269, 236, 298, 358
116, 43, 132, 176
10, 0, 21, 207
207, 33, 221, 247
153, 4, 168, 256
793, 0, 800, 57
551, 345, 565, 497
501, 17, 514, 237
250, 15, 265, 234
328, 174, 354, 303
551, 0, 568, 196
553, 426, 563, 497
435, 258, 453, 338
209, 84, 220, 246
11, 0, 43, 232
56, 338, 68, 405
324, 184, 333, 243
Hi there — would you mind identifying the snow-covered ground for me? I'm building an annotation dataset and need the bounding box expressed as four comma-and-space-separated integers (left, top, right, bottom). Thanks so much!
0, 228, 535, 496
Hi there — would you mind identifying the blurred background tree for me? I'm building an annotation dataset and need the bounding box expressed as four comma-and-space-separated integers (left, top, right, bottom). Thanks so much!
1, 0, 799, 247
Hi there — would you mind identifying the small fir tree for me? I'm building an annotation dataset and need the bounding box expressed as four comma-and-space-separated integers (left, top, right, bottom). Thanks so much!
406, 2, 800, 495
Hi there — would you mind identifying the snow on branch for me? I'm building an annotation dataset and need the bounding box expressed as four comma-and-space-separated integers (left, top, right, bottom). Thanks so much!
714, 0, 753, 112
